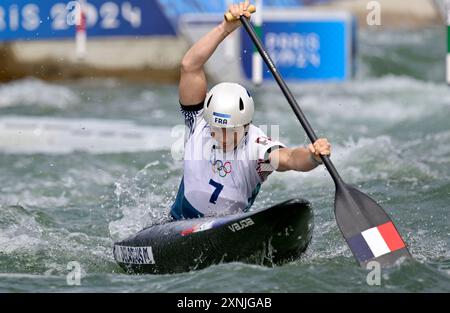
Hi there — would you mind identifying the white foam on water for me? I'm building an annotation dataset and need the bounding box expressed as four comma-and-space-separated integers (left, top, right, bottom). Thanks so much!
140, 90, 158, 103
259, 76, 450, 129
268, 135, 439, 196
0, 78, 79, 109
403, 130, 450, 168
0, 206, 113, 274
0, 191, 70, 209
0, 116, 176, 154
0, 273, 61, 279
108, 162, 178, 241
0, 234, 43, 254
259, 74, 449, 96
0, 205, 46, 254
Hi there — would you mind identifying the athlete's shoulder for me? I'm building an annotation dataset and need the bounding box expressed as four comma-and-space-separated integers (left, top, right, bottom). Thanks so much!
246, 123, 286, 162
248, 123, 264, 133
247, 124, 275, 146
180, 100, 208, 140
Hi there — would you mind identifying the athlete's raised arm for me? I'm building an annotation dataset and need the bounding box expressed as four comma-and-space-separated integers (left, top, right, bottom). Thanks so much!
179, 1, 252, 106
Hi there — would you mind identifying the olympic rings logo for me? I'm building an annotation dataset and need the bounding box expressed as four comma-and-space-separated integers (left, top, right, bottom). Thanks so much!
211, 160, 232, 177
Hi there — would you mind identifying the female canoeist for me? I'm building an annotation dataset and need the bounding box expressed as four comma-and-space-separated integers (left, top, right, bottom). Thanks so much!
171, 1, 331, 220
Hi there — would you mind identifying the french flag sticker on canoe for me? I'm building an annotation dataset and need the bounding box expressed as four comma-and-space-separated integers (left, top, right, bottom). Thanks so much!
348, 222, 406, 262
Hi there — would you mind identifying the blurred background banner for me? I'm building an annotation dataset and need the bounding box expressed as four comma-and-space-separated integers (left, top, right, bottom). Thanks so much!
0, 0, 444, 83
0, 0, 176, 41
0, 0, 335, 42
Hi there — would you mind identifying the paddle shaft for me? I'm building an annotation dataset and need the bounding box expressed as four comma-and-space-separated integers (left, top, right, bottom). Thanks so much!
240, 17, 344, 187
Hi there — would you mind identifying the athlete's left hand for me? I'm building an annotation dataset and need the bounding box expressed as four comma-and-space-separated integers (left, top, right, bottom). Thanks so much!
308, 138, 331, 163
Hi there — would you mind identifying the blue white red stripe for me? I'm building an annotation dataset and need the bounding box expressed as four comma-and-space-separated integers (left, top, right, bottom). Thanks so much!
348, 222, 406, 262
180, 221, 215, 236
213, 112, 231, 118
180, 216, 240, 236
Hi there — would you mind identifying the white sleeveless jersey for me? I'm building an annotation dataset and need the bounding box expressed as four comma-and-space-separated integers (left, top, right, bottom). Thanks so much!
170, 103, 285, 220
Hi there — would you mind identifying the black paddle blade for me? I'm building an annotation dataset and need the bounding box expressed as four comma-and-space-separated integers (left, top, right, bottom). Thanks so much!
334, 184, 411, 268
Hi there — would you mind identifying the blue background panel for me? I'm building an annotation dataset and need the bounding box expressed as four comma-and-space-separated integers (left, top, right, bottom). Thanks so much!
0, 0, 176, 41
241, 20, 348, 81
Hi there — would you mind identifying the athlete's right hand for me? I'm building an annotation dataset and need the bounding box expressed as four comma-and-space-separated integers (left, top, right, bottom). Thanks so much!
223, 1, 253, 34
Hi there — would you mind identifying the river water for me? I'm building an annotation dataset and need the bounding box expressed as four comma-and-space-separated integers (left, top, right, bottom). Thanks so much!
0, 27, 449, 292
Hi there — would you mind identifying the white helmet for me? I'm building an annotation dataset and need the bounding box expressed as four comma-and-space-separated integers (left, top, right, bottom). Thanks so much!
203, 82, 254, 128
